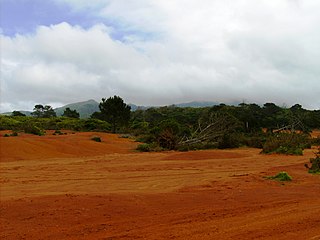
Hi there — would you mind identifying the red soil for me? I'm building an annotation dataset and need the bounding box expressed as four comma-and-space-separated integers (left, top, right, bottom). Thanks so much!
0, 131, 319, 239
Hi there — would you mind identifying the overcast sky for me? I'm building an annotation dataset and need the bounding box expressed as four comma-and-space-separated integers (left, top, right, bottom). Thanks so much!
1, 0, 319, 112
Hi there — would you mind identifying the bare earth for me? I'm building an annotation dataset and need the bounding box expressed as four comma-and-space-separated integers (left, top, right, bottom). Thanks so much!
0, 131, 319, 240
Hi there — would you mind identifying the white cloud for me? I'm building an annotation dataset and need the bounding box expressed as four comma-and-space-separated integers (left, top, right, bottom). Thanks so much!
1, 0, 320, 112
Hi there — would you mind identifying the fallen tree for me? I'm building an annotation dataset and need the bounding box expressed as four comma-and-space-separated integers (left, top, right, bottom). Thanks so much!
178, 112, 240, 148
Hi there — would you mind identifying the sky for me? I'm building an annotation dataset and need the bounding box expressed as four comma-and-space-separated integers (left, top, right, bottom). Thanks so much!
1, 0, 320, 112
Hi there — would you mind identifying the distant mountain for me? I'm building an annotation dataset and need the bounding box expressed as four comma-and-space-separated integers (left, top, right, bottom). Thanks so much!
174, 101, 220, 108
0, 110, 32, 116
128, 104, 149, 111
130, 101, 227, 110
1, 100, 240, 118
177, 101, 241, 108
54, 99, 99, 118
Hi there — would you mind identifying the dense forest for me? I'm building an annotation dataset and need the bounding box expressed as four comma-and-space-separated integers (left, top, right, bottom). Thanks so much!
1, 96, 319, 155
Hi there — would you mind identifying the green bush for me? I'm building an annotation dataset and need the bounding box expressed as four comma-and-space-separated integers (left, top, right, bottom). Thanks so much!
312, 136, 320, 146
11, 131, 18, 136
53, 130, 64, 135
262, 133, 310, 155
24, 123, 45, 136
244, 133, 267, 148
136, 143, 151, 152
0, 116, 21, 130
0, 115, 113, 133
135, 134, 156, 144
3, 131, 18, 137
91, 136, 102, 142
84, 119, 111, 131
305, 149, 320, 174
136, 142, 163, 152
218, 133, 240, 149
266, 172, 292, 181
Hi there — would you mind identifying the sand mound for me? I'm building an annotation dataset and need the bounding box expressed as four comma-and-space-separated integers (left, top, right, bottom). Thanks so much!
0, 131, 138, 162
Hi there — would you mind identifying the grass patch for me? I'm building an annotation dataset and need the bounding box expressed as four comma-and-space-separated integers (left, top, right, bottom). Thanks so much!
266, 171, 292, 181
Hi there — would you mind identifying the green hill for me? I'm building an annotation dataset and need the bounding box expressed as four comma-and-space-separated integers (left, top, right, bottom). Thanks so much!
54, 99, 99, 118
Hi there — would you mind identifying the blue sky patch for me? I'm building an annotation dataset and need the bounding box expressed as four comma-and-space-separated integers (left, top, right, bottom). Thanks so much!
0, 0, 105, 36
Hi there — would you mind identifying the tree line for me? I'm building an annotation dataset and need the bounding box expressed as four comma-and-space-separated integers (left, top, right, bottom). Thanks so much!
3, 96, 319, 153
8, 96, 320, 134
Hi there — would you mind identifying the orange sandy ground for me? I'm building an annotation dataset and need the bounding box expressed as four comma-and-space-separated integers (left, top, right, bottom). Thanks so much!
0, 131, 319, 240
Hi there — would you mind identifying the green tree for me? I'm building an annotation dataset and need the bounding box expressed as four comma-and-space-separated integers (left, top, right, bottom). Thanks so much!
43, 105, 56, 118
32, 104, 44, 118
31, 104, 56, 118
99, 96, 131, 133
62, 107, 80, 119
12, 111, 26, 117
90, 111, 103, 120
262, 103, 282, 131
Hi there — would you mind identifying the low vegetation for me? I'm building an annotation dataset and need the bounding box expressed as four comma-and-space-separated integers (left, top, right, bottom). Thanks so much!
91, 136, 102, 142
0, 116, 111, 134
3, 131, 18, 137
1, 96, 319, 154
266, 172, 292, 181
305, 149, 320, 174
261, 133, 311, 155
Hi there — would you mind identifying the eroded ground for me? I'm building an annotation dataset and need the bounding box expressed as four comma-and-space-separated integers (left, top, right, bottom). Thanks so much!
0, 131, 319, 239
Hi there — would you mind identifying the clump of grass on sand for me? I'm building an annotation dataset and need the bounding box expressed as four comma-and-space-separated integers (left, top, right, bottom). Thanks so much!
266, 172, 292, 181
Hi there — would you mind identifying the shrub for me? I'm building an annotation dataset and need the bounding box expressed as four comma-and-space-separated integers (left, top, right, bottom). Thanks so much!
135, 134, 156, 144
84, 119, 111, 131
11, 131, 18, 136
312, 136, 320, 146
262, 133, 310, 155
305, 149, 320, 174
136, 142, 164, 152
0, 116, 21, 130
53, 130, 64, 135
244, 133, 267, 148
157, 129, 178, 150
275, 146, 303, 155
266, 172, 292, 181
177, 145, 190, 152
119, 134, 131, 138
3, 132, 18, 137
91, 136, 102, 142
218, 133, 240, 149
24, 123, 45, 136
136, 143, 151, 152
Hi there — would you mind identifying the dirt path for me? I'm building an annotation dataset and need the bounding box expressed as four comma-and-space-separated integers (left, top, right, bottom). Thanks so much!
1, 131, 319, 239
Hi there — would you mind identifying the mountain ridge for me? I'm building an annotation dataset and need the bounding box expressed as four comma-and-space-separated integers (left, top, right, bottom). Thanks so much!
1, 100, 228, 118
54, 99, 99, 118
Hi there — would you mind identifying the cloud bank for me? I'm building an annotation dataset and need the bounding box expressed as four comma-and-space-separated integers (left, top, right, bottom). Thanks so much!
1, 0, 320, 112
